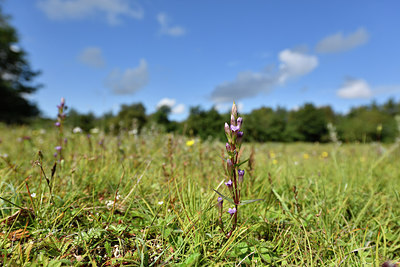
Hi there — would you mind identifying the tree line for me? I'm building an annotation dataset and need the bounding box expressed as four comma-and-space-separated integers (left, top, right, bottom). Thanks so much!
60, 99, 400, 143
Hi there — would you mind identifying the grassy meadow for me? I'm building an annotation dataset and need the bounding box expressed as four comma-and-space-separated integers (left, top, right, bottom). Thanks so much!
0, 124, 399, 266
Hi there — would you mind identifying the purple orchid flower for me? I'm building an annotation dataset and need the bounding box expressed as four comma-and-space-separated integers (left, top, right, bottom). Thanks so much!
228, 208, 237, 215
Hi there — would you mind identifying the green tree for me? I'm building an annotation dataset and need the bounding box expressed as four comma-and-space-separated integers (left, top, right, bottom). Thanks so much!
113, 103, 147, 133
67, 108, 96, 133
185, 106, 225, 140
285, 103, 328, 142
0, 7, 40, 123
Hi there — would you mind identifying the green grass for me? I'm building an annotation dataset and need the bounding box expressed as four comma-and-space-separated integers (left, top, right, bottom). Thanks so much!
0, 124, 399, 266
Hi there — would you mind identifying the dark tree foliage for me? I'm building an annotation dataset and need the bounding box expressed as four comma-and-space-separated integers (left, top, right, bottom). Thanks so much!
67, 108, 96, 133
113, 103, 147, 133
185, 106, 225, 140
286, 104, 329, 142
0, 7, 40, 123
62, 98, 400, 143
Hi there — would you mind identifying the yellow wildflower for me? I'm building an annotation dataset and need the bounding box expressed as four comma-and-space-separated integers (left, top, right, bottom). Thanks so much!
321, 151, 328, 158
186, 139, 195, 147
269, 152, 276, 158
272, 159, 278, 165
303, 153, 309, 159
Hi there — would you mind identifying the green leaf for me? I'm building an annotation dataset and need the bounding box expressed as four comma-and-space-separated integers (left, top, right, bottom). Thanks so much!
239, 198, 263, 205
184, 252, 201, 266
213, 189, 235, 204
236, 158, 249, 167
272, 189, 293, 218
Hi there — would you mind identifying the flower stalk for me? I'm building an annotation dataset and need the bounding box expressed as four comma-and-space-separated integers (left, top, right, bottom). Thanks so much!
216, 102, 245, 238
55, 98, 67, 161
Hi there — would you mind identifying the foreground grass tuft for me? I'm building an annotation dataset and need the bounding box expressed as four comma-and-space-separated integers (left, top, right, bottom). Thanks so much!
0, 125, 399, 265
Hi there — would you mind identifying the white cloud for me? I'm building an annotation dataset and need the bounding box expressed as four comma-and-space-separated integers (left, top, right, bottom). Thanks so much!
78, 47, 105, 68
172, 104, 185, 114
156, 98, 185, 114
156, 98, 176, 109
211, 49, 318, 103
105, 59, 148, 95
316, 28, 369, 53
157, 13, 185, 37
337, 78, 372, 99
278, 49, 318, 84
37, 0, 144, 25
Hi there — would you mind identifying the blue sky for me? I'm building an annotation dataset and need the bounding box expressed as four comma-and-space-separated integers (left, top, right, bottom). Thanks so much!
3, 0, 400, 120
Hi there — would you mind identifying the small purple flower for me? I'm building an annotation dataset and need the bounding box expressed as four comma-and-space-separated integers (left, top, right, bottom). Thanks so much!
225, 180, 233, 189
238, 169, 245, 183
64, 138, 68, 144
237, 117, 243, 128
55, 146, 62, 152
53, 152, 58, 158
228, 208, 236, 215
230, 124, 240, 132
55, 122, 60, 127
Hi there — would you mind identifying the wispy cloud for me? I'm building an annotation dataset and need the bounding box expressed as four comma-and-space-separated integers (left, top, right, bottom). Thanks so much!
78, 46, 105, 68
172, 104, 185, 114
336, 78, 400, 99
278, 49, 318, 84
336, 78, 372, 99
316, 28, 369, 53
157, 98, 176, 109
157, 12, 186, 37
37, 0, 144, 25
105, 59, 148, 95
156, 98, 185, 114
211, 49, 318, 103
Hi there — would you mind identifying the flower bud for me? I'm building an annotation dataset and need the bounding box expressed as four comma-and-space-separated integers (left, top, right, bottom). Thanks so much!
231, 102, 237, 119
55, 122, 60, 127
227, 158, 233, 174
217, 197, 223, 209
225, 142, 231, 152
238, 169, 245, 183
237, 131, 244, 145
224, 122, 230, 135
237, 117, 243, 128
231, 114, 237, 127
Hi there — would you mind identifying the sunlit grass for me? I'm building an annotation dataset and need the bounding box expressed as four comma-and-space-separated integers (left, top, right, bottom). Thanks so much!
0, 125, 399, 265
